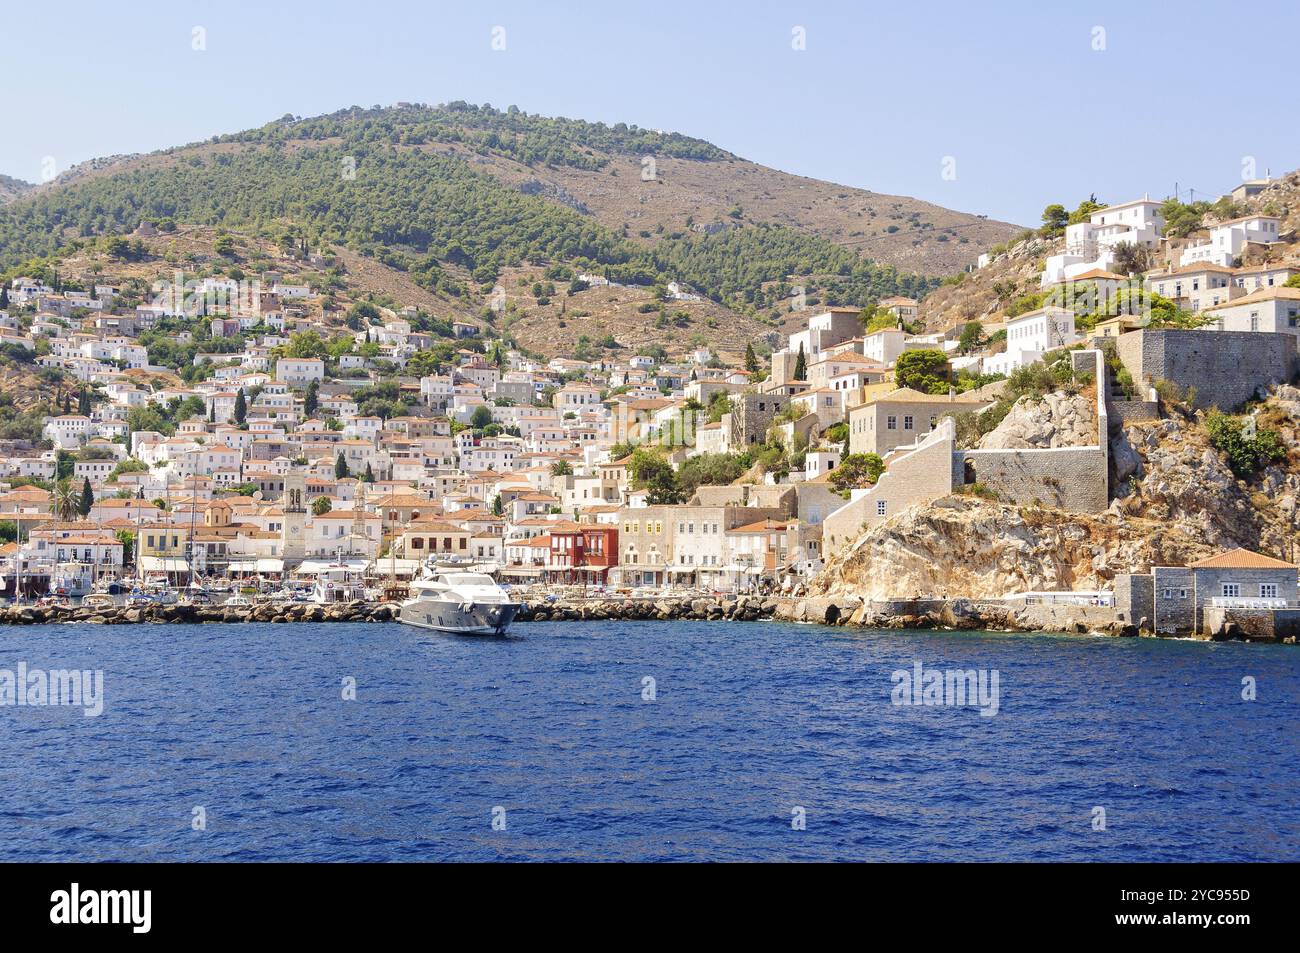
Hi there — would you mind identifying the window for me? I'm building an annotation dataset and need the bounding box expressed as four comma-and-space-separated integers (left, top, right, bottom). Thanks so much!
1162, 588, 1172, 599
1221, 583, 1241, 598
876, 500, 887, 516
903, 415, 913, 430
886, 415, 897, 430
1260, 583, 1279, 599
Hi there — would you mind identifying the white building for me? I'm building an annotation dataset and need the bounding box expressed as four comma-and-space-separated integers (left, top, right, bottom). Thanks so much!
43, 414, 92, 450
983, 307, 1078, 376
1202, 287, 1300, 336
1179, 215, 1283, 268
275, 358, 325, 385
1041, 197, 1164, 288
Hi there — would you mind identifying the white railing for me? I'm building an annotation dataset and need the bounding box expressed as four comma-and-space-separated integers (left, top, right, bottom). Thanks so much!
1207, 597, 1291, 609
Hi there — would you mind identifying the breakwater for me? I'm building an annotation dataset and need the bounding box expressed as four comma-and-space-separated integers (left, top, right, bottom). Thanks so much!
0, 593, 1152, 634
0, 594, 1290, 642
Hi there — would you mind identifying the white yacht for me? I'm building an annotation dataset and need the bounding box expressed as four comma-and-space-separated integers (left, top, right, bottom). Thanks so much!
398, 570, 520, 636
311, 563, 367, 604
52, 561, 95, 599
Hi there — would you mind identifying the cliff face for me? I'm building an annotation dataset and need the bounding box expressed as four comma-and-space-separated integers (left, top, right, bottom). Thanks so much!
978, 391, 1097, 450
814, 389, 1300, 600
811, 496, 1216, 600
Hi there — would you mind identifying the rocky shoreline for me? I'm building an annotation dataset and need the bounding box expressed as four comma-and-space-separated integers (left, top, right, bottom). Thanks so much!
0, 594, 1289, 642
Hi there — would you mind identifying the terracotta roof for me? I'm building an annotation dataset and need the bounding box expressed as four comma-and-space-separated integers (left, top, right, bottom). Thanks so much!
1203, 286, 1300, 311
863, 387, 986, 406
1187, 548, 1296, 570
1056, 268, 1129, 282
1148, 262, 1236, 277
726, 518, 789, 535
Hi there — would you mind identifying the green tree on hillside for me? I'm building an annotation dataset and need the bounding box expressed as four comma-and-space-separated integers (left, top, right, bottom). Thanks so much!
895, 349, 951, 394
1040, 204, 1068, 237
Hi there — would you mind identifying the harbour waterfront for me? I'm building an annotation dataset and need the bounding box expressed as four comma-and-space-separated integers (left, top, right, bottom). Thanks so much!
1, 620, 1296, 862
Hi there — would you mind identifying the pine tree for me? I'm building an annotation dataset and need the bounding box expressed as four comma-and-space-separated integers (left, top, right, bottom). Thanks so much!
744, 343, 759, 373
63, 393, 72, 414
335, 452, 350, 479
363, 462, 374, 483
304, 378, 319, 416
0, 286, 8, 309
233, 388, 247, 425
793, 343, 807, 381
78, 387, 90, 415
78, 477, 94, 517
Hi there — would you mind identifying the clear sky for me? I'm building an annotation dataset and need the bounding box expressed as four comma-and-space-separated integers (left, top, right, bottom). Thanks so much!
4, 0, 1296, 226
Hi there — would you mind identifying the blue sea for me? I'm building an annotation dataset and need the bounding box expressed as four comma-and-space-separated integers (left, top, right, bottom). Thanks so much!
0, 620, 1296, 862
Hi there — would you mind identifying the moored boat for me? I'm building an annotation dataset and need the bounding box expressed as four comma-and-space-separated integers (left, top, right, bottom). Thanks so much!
398, 569, 520, 636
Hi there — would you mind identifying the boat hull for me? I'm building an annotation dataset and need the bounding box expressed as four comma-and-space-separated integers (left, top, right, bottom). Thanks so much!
397, 599, 520, 636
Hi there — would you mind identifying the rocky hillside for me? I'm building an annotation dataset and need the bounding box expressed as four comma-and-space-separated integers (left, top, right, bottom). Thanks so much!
814, 387, 1300, 600
977, 390, 1097, 449
0, 173, 32, 204
0, 104, 1019, 363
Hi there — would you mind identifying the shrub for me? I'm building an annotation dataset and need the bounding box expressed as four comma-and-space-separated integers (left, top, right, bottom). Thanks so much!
1204, 410, 1286, 479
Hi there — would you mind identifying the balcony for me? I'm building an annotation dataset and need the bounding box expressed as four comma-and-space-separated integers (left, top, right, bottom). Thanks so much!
1207, 597, 1292, 610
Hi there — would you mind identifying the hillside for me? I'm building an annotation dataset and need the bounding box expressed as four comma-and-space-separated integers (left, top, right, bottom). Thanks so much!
0, 103, 1017, 359
0, 173, 32, 204
207, 103, 1020, 276
921, 169, 1300, 338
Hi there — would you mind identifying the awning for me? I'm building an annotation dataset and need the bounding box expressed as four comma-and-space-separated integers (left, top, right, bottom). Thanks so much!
369, 558, 422, 575
139, 555, 190, 573
297, 559, 368, 574
499, 565, 543, 577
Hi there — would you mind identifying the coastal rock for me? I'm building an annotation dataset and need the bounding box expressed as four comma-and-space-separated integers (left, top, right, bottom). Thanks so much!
978, 390, 1096, 450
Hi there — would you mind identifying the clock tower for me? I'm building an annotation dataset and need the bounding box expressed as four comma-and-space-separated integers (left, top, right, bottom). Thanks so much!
281, 471, 307, 566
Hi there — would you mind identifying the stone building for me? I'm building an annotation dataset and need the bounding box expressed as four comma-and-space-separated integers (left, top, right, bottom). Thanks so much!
1114, 328, 1297, 411
848, 387, 990, 457
1117, 548, 1298, 634
728, 393, 786, 447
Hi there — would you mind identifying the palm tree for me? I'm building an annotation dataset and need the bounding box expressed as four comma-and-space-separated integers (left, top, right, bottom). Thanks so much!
51, 479, 79, 522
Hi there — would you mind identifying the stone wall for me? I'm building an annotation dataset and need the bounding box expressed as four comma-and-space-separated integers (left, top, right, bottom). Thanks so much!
1201, 607, 1300, 642
823, 419, 955, 558
1152, 566, 1195, 633
951, 350, 1109, 513
1114, 329, 1298, 411
729, 393, 785, 446
954, 447, 1108, 511
1114, 573, 1153, 625
1108, 398, 1161, 424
